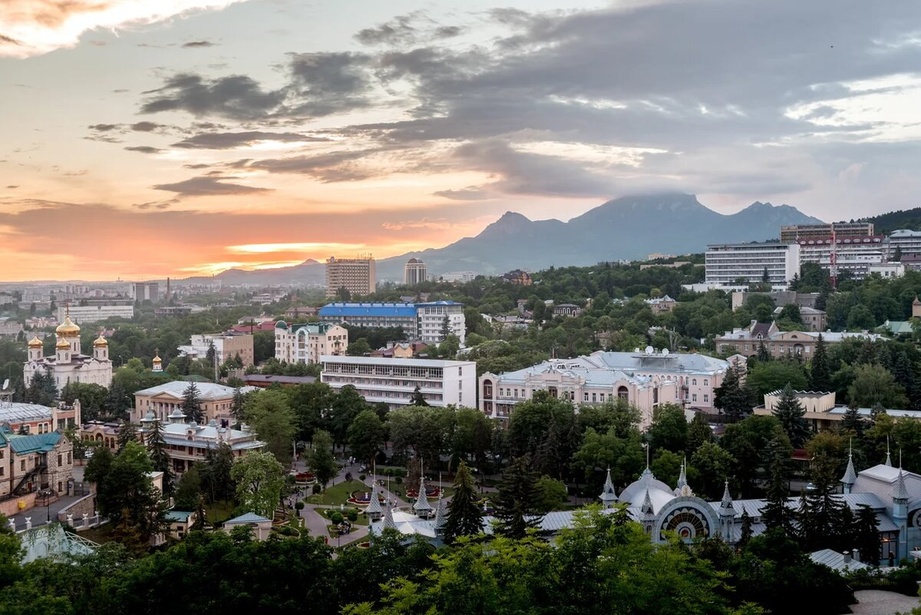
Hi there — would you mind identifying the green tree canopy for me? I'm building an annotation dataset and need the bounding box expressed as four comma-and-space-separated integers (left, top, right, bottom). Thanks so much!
231, 450, 285, 518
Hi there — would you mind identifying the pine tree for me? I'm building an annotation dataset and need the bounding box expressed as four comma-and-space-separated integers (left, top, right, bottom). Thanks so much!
757, 341, 772, 363
772, 383, 810, 448
713, 366, 753, 422
853, 505, 880, 565
146, 419, 174, 496
809, 334, 831, 392
761, 430, 794, 533
494, 455, 542, 539
116, 421, 137, 453
738, 510, 753, 549
230, 387, 246, 423
181, 382, 204, 424
409, 386, 429, 407
26, 370, 57, 406
533, 418, 564, 479
841, 402, 866, 436
443, 462, 484, 543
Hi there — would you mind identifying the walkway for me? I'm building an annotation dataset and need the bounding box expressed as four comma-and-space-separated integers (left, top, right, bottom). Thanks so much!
850, 590, 920, 615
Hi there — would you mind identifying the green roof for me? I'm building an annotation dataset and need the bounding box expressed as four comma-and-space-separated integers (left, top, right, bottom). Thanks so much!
9, 432, 61, 454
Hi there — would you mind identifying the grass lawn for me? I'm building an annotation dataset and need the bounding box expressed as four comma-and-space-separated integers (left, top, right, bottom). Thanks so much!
205, 500, 236, 525
77, 523, 116, 544
305, 479, 370, 506
317, 506, 370, 526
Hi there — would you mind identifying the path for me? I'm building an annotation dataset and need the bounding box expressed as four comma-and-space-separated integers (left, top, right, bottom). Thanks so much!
850, 589, 920, 615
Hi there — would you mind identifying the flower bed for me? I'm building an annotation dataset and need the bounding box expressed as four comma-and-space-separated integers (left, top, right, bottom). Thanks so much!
347, 490, 385, 506
405, 486, 441, 499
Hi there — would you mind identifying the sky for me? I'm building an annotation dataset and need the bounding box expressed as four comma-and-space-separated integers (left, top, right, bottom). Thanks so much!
1, 0, 920, 282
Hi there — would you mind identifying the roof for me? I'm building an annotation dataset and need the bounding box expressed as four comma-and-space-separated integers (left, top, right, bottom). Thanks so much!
321, 355, 476, 369
225, 512, 272, 525
242, 374, 317, 385
320, 303, 417, 318
135, 381, 238, 400
0, 402, 55, 423
9, 432, 62, 454
810, 549, 871, 573
165, 510, 195, 522
160, 422, 264, 452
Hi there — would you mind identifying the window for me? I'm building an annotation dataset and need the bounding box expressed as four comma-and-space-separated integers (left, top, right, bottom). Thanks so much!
584, 392, 589, 402
20, 460, 25, 471
591, 393, 597, 403
704, 394, 709, 403
692, 379, 697, 386
703, 379, 708, 386
692, 394, 697, 402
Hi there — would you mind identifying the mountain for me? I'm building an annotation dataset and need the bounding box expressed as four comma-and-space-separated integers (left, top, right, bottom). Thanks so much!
859, 207, 921, 234
174, 194, 822, 286
372, 193, 823, 280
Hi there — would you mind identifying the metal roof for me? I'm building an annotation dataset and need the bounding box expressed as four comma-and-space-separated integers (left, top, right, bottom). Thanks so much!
135, 381, 242, 400
319, 303, 417, 318
0, 402, 55, 423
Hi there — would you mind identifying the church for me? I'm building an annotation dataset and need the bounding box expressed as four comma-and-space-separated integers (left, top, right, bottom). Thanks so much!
23, 312, 113, 394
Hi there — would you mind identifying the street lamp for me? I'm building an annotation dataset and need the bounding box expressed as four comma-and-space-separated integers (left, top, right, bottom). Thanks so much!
43, 490, 51, 524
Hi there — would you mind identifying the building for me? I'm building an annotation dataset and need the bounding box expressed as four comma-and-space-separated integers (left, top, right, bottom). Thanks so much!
132, 381, 251, 425
136, 410, 264, 476
479, 350, 729, 429
887, 229, 921, 258
240, 374, 317, 388
0, 428, 74, 499
177, 333, 255, 367
438, 271, 478, 283
325, 256, 376, 298
780, 222, 874, 243
274, 322, 348, 365
404, 258, 428, 286
0, 401, 81, 435
23, 315, 113, 393
0, 318, 23, 338
705, 242, 800, 287
132, 282, 159, 302
370, 341, 428, 359
730, 290, 820, 311
645, 295, 677, 314
500, 269, 532, 286
714, 321, 885, 358
319, 301, 466, 345
57, 302, 134, 324
552, 304, 582, 318
223, 512, 273, 540
771, 306, 827, 332
321, 356, 477, 409
868, 262, 905, 279
796, 235, 887, 280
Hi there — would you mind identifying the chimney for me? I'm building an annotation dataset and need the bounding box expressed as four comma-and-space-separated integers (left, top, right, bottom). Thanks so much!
843, 551, 851, 563
852, 548, 860, 563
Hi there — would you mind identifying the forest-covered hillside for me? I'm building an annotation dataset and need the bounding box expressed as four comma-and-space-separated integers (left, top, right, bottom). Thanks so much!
860, 208, 921, 234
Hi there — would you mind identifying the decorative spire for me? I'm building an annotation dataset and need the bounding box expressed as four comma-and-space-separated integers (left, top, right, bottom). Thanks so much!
894, 469, 909, 502
642, 441, 650, 469
720, 481, 733, 510
434, 494, 448, 532
413, 472, 432, 515
600, 467, 617, 506
675, 458, 688, 492
382, 500, 397, 531
886, 436, 892, 466
365, 478, 382, 517
640, 488, 654, 516
841, 441, 858, 486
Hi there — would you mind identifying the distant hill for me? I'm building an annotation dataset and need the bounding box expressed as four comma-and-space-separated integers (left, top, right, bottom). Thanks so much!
860, 208, 921, 234
171, 193, 823, 286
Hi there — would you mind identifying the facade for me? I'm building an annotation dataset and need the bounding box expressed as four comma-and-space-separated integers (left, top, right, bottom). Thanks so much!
223, 512, 273, 540
24, 316, 113, 393
796, 235, 887, 280
57, 303, 134, 324
132, 282, 160, 302
178, 333, 255, 367
715, 321, 885, 358
479, 350, 729, 429
868, 262, 906, 278
780, 222, 874, 243
0, 429, 73, 499
132, 381, 247, 425
888, 229, 921, 258
325, 256, 376, 298
500, 269, 532, 285
730, 290, 820, 311
274, 321, 348, 364
705, 242, 800, 287
321, 356, 477, 408
0, 318, 23, 338
645, 295, 677, 314
404, 258, 428, 286
771, 306, 827, 331
319, 301, 466, 345
754, 390, 921, 432
0, 401, 81, 435
137, 410, 264, 476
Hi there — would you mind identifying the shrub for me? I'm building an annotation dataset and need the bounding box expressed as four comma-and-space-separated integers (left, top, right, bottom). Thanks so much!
359, 474, 366, 481
312, 484, 321, 494
330, 511, 344, 525
395, 476, 403, 485
347, 510, 358, 522
295, 501, 304, 511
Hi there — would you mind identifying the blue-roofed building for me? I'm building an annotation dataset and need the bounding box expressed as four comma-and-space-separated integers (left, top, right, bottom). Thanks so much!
223, 512, 273, 541
319, 301, 466, 345
0, 427, 74, 501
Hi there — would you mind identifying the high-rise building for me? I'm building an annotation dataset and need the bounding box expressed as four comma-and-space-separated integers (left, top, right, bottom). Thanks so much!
705, 242, 800, 287
132, 281, 160, 302
404, 258, 427, 286
325, 256, 376, 298
780, 222, 873, 243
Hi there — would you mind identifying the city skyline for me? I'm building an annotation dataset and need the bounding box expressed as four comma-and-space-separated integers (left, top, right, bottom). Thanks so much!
2, 0, 920, 281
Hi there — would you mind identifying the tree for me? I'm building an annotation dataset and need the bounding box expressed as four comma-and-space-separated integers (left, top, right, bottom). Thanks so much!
647, 403, 688, 454
533, 475, 568, 513
687, 412, 713, 452
199, 443, 236, 504
60, 382, 108, 422
443, 462, 484, 543
720, 415, 783, 497
308, 430, 338, 489
116, 421, 137, 453
25, 370, 56, 406
245, 388, 296, 464
746, 361, 808, 398
329, 385, 369, 449
174, 465, 202, 511
231, 450, 285, 518
230, 387, 246, 423
772, 383, 810, 448
409, 386, 429, 407
181, 382, 204, 424
809, 334, 831, 392
847, 363, 908, 409
689, 442, 735, 500
347, 409, 385, 468
761, 429, 794, 533
493, 455, 541, 538
841, 402, 866, 436
146, 418, 174, 496
347, 338, 372, 356
713, 366, 753, 421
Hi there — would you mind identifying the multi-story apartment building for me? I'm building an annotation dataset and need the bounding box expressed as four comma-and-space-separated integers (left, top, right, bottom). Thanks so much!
780, 222, 874, 243
796, 235, 887, 280
325, 256, 376, 298
320, 356, 477, 409
479, 350, 730, 429
404, 258, 428, 286
274, 322, 348, 364
178, 333, 255, 367
319, 301, 466, 345
57, 302, 134, 324
24, 316, 112, 393
887, 229, 921, 258
132, 381, 250, 425
132, 282, 160, 302
714, 321, 885, 358
705, 242, 800, 287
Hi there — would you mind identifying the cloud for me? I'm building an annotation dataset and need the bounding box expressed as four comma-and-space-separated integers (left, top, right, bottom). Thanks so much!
171, 130, 328, 149
140, 73, 287, 119
182, 40, 215, 48
0, 0, 251, 58
434, 187, 491, 201
286, 52, 374, 116
124, 145, 162, 154
88, 123, 120, 132
152, 175, 272, 196
6, 185, 19, 189
130, 121, 163, 132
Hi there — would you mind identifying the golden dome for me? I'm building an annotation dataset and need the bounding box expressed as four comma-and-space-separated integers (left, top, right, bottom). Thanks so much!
55, 337, 70, 350
55, 316, 80, 337
28, 336, 43, 348
152, 355, 162, 364
93, 334, 108, 347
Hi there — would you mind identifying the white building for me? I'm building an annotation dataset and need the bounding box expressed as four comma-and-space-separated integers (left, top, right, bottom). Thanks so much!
404, 258, 428, 286
867, 262, 906, 279
319, 301, 466, 345
274, 322, 348, 365
177, 333, 255, 367
887, 229, 921, 257
56, 304, 134, 324
796, 235, 887, 280
416, 301, 466, 345
705, 242, 800, 287
24, 316, 112, 393
479, 349, 729, 429
321, 356, 477, 409
132, 282, 159, 302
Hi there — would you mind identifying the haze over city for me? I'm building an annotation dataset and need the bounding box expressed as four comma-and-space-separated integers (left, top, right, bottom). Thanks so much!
2, 0, 920, 281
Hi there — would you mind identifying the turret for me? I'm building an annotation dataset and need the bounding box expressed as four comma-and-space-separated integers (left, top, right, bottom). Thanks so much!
599, 468, 617, 509
55, 336, 71, 364
640, 488, 656, 535
719, 481, 737, 542
894, 468, 909, 562
840, 442, 858, 494
93, 333, 108, 361
27, 336, 43, 362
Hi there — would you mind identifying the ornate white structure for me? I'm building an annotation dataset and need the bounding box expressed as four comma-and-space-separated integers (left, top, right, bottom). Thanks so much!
23, 313, 112, 393
274, 322, 348, 365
